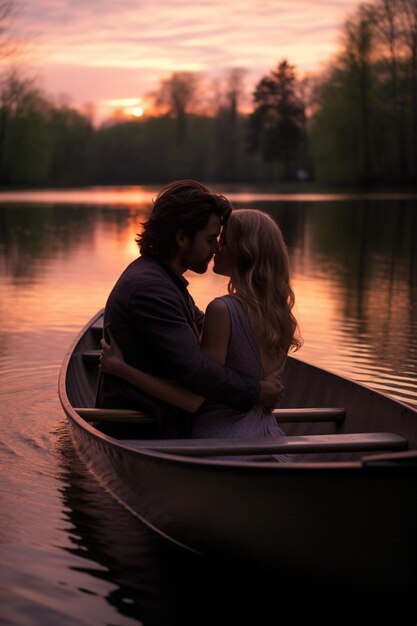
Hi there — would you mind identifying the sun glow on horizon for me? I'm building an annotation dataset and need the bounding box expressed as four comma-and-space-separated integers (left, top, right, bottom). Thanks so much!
94, 97, 148, 124
132, 105, 144, 117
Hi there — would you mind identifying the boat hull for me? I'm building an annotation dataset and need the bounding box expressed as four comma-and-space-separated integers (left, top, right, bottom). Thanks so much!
67, 415, 417, 609
60, 310, 417, 616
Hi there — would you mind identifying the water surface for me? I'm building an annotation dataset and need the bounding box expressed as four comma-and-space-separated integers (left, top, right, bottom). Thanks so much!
1, 187, 416, 625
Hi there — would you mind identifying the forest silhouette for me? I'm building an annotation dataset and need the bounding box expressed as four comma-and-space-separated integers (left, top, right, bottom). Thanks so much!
1, 0, 416, 188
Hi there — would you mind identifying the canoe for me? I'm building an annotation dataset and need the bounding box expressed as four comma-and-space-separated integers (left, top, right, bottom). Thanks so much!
59, 309, 417, 616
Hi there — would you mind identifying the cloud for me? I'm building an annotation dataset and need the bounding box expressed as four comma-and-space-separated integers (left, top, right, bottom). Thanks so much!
13, 0, 362, 109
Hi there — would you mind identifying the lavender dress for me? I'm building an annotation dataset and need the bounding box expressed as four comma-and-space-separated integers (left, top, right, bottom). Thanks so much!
192, 295, 288, 461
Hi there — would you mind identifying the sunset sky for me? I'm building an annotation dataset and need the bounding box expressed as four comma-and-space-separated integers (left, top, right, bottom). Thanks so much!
12, 0, 363, 122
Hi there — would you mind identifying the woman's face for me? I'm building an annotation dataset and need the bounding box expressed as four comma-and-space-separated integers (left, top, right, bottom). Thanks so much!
212, 227, 234, 277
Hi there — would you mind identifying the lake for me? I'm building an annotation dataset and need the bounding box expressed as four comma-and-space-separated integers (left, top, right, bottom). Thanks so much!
1, 186, 416, 625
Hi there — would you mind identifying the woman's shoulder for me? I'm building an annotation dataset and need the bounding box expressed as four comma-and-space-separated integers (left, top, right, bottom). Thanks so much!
206, 296, 247, 331
201, 297, 232, 359
205, 296, 229, 317
210, 294, 241, 307
206, 294, 242, 314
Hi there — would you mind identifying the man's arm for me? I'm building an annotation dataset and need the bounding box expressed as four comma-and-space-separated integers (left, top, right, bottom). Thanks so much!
100, 334, 204, 413
130, 281, 260, 411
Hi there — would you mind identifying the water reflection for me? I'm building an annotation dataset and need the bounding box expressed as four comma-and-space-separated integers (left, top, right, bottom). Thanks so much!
55, 423, 297, 626
0, 203, 148, 281
291, 200, 417, 404
0, 187, 158, 206
56, 424, 171, 625
0, 203, 149, 338
0, 194, 416, 407
1, 190, 417, 626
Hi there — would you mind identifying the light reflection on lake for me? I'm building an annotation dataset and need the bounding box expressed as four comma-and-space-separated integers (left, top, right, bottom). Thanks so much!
0, 187, 416, 625
0, 188, 416, 405
1, 185, 417, 206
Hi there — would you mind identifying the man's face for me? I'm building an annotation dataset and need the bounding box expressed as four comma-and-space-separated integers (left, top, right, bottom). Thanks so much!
178, 213, 221, 274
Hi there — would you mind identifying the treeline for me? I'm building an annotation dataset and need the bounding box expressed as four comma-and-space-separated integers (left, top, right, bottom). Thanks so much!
0, 71, 283, 186
0, 75, 94, 186
311, 0, 417, 185
0, 0, 416, 188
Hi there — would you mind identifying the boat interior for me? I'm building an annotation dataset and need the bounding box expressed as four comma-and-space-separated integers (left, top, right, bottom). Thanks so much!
65, 312, 417, 464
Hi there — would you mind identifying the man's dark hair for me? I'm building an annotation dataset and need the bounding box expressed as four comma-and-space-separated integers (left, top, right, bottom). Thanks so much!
136, 180, 232, 261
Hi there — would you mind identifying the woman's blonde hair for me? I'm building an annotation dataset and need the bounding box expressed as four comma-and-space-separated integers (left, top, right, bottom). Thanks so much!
226, 209, 302, 355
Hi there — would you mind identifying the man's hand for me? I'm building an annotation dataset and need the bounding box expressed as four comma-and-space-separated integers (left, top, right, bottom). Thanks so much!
259, 370, 284, 408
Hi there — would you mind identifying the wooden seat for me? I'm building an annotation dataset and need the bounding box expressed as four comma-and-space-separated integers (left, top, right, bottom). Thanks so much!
75, 407, 154, 423
91, 320, 104, 336
81, 350, 101, 363
120, 432, 407, 456
274, 407, 345, 423
74, 408, 407, 456
77, 405, 346, 425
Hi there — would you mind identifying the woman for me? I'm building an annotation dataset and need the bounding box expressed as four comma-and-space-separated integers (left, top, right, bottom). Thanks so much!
100, 209, 302, 456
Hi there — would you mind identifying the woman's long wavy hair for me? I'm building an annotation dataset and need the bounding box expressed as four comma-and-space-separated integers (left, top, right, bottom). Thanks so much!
226, 209, 302, 355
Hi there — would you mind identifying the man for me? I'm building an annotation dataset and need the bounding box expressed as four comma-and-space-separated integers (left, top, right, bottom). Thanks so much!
96, 180, 282, 435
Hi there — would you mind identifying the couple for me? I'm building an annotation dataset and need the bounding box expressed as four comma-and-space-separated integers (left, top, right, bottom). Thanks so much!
97, 180, 302, 455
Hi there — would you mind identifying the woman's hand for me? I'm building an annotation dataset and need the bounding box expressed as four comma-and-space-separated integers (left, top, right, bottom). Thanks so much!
99, 332, 125, 375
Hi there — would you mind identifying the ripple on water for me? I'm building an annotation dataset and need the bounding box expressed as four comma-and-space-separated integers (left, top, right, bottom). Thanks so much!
0, 439, 19, 457
0, 543, 142, 626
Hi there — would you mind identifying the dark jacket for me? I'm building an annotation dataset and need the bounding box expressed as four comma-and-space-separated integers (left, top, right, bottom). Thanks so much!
96, 256, 260, 434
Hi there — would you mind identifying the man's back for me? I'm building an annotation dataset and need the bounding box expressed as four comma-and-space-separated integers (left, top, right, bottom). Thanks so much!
96, 256, 203, 416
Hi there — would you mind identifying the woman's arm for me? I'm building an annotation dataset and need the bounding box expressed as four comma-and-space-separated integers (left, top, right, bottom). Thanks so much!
200, 298, 284, 407
200, 298, 231, 365
100, 335, 204, 413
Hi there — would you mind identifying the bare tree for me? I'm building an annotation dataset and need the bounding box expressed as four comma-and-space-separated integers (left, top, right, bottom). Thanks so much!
213, 68, 247, 180
0, 0, 16, 61
0, 70, 46, 112
344, 4, 375, 181
154, 71, 201, 142
370, 0, 407, 176
222, 68, 246, 120
400, 0, 417, 177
